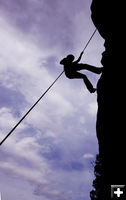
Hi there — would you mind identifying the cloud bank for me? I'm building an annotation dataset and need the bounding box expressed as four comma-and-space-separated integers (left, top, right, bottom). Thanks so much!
0, 0, 104, 199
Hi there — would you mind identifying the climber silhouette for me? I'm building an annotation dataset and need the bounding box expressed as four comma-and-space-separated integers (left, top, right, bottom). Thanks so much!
60, 51, 103, 93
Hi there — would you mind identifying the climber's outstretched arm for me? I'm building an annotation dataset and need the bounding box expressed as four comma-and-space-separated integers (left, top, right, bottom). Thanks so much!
74, 51, 84, 64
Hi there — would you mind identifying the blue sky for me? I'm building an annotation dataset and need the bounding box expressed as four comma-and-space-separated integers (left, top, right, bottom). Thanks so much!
0, 0, 104, 199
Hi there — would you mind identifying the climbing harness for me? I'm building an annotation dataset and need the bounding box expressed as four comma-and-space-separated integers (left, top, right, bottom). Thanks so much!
0, 29, 97, 146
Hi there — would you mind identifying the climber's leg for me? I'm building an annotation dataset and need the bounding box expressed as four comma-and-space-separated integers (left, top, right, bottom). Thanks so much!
67, 71, 96, 93
75, 64, 103, 74
83, 74, 96, 93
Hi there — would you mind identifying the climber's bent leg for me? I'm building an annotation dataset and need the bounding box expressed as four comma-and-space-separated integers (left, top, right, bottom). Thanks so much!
76, 64, 103, 74
65, 71, 96, 93
83, 74, 96, 93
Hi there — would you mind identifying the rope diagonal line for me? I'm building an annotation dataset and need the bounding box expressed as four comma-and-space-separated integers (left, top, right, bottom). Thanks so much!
0, 71, 64, 146
82, 29, 97, 52
0, 29, 97, 146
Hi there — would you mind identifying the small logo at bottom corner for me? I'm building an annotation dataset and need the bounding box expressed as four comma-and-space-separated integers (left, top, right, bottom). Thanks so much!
111, 185, 126, 199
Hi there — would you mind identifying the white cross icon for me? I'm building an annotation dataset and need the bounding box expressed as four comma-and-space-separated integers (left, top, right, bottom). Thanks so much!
114, 188, 123, 197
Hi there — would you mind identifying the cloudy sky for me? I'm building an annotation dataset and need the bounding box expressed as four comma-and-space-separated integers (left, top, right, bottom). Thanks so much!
0, 0, 104, 199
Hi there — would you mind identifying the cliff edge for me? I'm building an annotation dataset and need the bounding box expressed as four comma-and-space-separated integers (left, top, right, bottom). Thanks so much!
90, 0, 126, 199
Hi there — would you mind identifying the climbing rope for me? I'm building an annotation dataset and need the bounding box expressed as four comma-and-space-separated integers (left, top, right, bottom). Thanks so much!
82, 29, 97, 52
0, 29, 97, 146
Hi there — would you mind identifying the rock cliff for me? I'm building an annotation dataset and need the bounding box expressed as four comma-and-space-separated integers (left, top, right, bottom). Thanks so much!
90, 0, 126, 199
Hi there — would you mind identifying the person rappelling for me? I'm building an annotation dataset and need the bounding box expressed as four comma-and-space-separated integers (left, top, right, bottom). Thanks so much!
0, 29, 101, 146
60, 51, 103, 93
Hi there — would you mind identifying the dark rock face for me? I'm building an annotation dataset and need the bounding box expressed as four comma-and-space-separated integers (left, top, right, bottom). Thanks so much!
90, 0, 126, 199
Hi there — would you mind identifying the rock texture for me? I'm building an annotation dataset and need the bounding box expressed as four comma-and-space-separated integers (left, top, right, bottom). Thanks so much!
90, 0, 126, 199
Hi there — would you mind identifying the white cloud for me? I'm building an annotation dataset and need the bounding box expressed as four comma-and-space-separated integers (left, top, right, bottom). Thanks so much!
83, 153, 94, 159
79, 116, 86, 124
0, 10, 100, 200
0, 107, 26, 138
87, 101, 98, 116
0, 160, 48, 184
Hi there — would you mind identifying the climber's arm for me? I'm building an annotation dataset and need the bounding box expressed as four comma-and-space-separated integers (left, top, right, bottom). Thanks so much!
74, 51, 84, 64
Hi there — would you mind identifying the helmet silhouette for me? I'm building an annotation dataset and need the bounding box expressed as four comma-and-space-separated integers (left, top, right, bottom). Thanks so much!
66, 54, 75, 62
